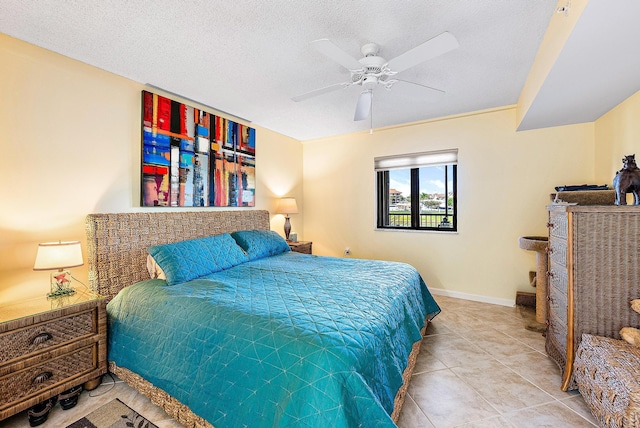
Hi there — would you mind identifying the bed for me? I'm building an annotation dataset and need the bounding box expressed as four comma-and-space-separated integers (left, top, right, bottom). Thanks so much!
86, 211, 440, 428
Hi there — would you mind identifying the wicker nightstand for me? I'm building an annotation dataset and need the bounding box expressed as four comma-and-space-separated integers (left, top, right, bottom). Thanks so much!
0, 286, 107, 421
288, 241, 312, 254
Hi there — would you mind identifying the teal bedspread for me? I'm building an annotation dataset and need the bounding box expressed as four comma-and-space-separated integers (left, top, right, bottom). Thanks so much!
107, 252, 440, 427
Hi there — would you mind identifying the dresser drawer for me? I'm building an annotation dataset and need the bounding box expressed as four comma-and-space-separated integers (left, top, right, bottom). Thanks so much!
548, 288, 567, 325
546, 327, 567, 362
0, 310, 95, 364
548, 263, 568, 298
548, 212, 568, 239
0, 345, 96, 408
548, 309, 567, 355
548, 239, 567, 268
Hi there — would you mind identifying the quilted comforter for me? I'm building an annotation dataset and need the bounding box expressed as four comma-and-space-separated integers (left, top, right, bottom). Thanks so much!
107, 252, 440, 427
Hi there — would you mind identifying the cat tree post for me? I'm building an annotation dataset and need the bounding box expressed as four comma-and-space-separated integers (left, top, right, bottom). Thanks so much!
518, 236, 549, 323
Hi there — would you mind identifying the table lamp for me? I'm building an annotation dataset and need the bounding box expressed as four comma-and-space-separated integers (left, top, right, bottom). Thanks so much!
34, 241, 84, 298
276, 197, 298, 240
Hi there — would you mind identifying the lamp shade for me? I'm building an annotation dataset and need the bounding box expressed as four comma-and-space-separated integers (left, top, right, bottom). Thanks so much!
276, 197, 298, 215
33, 241, 84, 271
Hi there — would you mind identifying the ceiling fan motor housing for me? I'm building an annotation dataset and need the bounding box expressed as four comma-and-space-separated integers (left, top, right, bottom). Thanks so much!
354, 54, 388, 88
358, 54, 386, 74
362, 75, 378, 89
360, 42, 380, 57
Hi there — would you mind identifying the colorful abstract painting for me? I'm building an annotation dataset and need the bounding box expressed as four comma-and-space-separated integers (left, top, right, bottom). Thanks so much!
141, 91, 256, 207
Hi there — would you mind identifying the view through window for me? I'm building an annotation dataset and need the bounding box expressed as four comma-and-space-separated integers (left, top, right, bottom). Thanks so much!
375, 149, 457, 231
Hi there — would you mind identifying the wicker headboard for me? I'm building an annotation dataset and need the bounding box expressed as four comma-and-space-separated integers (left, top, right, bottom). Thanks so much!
85, 210, 271, 300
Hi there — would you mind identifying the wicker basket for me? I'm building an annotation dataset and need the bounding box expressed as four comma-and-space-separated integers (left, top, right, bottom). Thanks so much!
575, 334, 640, 427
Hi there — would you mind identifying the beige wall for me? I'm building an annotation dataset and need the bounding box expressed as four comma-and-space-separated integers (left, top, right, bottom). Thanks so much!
594, 90, 640, 186
302, 107, 594, 304
0, 34, 303, 302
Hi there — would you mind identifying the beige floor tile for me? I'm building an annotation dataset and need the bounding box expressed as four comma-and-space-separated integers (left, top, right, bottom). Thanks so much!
450, 359, 555, 413
456, 415, 517, 427
499, 351, 576, 399
407, 297, 599, 428
499, 326, 547, 354
502, 401, 598, 427
413, 345, 448, 374
421, 334, 494, 368
465, 310, 524, 331
431, 309, 482, 330
408, 369, 500, 427
396, 394, 435, 428
424, 319, 453, 336
559, 395, 600, 426
456, 326, 539, 359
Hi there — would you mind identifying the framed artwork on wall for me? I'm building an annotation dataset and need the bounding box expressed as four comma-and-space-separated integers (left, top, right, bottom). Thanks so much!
141, 90, 256, 207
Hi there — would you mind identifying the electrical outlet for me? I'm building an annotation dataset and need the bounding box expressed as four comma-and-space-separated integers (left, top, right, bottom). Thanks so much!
344, 247, 351, 255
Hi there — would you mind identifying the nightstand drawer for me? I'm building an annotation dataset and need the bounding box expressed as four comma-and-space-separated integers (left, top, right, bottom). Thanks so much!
0, 310, 95, 364
0, 345, 96, 408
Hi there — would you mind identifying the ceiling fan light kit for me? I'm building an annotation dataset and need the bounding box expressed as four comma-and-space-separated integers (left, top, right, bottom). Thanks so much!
293, 31, 459, 127
354, 90, 372, 122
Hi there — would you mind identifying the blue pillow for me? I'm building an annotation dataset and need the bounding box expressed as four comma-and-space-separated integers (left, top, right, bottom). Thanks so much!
231, 230, 290, 261
147, 233, 249, 285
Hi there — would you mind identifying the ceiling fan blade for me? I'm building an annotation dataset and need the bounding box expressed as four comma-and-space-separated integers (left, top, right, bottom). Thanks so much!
394, 79, 445, 100
386, 32, 459, 73
354, 90, 372, 121
292, 82, 350, 102
311, 39, 363, 71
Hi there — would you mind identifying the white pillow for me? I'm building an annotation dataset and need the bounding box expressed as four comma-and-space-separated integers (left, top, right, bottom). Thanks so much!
146, 254, 167, 280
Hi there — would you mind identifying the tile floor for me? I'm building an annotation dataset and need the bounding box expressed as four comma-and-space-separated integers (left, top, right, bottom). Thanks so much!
3, 295, 599, 428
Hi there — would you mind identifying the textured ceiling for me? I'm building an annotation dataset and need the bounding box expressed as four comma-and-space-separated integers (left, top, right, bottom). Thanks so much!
0, 1, 557, 140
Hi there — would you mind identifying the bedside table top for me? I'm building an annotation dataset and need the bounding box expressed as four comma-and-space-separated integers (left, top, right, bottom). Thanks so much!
287, 240, 311, 246
0, 285, 104, 324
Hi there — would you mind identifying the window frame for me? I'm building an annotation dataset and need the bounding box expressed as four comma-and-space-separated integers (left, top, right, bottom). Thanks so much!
375, 150, 458, 232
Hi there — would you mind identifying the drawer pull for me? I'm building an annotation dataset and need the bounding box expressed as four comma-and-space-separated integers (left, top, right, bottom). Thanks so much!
32, 332, 53, 346
32, 371, 53, 385
546, 222, 554, 228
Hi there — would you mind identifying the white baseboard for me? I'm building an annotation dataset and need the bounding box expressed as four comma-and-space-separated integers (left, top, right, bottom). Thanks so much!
429, 287, 515, 307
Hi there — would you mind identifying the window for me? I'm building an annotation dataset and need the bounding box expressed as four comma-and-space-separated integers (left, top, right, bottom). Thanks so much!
375, 149, 457, 232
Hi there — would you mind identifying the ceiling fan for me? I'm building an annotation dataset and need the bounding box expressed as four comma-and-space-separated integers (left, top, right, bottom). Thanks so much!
292, 32, 459, 122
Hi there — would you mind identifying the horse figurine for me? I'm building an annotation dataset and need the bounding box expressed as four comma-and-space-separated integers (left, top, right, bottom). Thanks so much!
613, 154, 640, 205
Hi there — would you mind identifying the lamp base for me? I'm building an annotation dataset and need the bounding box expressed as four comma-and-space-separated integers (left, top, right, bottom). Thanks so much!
284, 216, 291, 240
47, 270, 76, 299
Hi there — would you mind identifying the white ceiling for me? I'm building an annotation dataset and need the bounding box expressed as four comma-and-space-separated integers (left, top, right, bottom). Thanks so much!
518, 0, 640, 131
0, 1, 627, 141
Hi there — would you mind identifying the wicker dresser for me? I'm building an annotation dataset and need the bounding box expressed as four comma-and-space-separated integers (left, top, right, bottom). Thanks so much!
0, 287, 107, 420
546, 204, 640, 391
